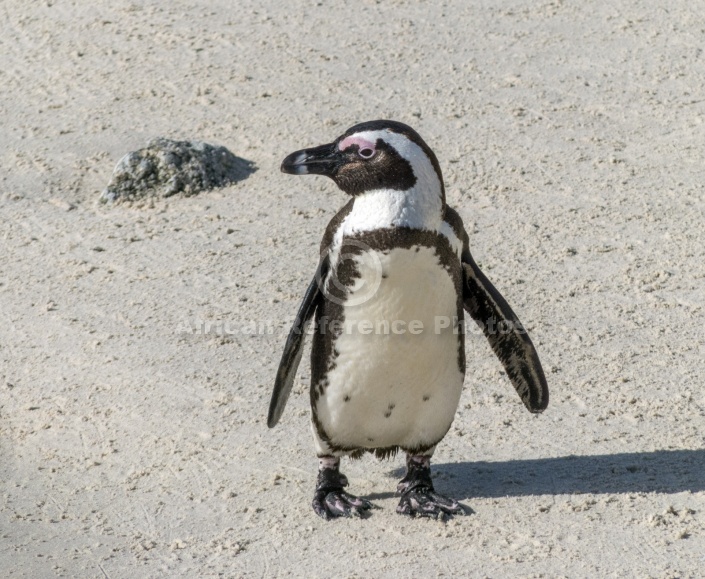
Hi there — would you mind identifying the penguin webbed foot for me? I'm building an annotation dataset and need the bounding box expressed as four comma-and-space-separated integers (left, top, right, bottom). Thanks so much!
312, 467, 373, 520
396, 457, 465, 521
397, 487, 465, 520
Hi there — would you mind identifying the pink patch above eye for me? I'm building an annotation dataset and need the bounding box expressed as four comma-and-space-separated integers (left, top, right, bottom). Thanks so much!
338, 135, 376, 153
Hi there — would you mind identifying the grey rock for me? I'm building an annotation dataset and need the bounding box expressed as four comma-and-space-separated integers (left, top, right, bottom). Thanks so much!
100, 138, 255, 203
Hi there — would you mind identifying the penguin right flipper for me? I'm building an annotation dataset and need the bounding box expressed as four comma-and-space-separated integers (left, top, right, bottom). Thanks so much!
267, 256, 329, 428
461, 251, 549, 413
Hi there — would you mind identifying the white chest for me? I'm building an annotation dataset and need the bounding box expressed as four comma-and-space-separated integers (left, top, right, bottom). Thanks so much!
316, 244, 465, 451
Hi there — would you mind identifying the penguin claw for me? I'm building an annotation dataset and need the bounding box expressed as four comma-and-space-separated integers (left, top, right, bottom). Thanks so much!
396, 488, 465, 520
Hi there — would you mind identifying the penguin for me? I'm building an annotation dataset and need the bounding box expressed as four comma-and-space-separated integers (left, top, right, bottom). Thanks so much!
268, 120, 548, 520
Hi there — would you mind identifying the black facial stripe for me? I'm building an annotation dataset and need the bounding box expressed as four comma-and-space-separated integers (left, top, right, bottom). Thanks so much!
333, 139, 416, 196
340, 120, 445, 198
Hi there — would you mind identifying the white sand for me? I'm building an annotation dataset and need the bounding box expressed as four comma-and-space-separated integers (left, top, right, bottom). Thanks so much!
2, 0, 704, 576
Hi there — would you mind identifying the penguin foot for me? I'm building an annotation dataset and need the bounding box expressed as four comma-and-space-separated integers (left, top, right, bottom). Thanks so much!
396, 487, 464, 520
312, 467, 373, 520
396, 455, 465, 521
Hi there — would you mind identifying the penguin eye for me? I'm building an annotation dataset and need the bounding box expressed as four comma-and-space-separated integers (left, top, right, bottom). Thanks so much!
358, 147, 375, 159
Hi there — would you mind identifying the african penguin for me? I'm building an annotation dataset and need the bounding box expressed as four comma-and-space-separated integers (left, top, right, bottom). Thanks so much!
269, 120, 549, 520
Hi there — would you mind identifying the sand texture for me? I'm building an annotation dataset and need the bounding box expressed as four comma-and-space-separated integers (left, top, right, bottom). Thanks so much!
1, 0, 704, 577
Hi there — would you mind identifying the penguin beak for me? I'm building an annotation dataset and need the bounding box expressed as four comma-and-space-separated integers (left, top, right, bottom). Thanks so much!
281, 142, 341, 177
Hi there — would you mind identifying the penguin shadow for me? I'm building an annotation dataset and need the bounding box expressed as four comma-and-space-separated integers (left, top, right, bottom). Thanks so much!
365, 491, 399, 501
366, 466, 420, 501
429, 449, 705, 500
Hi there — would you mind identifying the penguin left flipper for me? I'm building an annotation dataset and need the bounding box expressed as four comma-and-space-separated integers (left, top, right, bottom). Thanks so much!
267, 256, 329, 428
461, 250, 549, 413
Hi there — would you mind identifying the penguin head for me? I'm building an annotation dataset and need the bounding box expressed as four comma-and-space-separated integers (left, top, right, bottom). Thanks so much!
282, 120, 445, 200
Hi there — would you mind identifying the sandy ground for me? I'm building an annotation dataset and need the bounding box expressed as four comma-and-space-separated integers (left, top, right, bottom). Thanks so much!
2, 0, 705, 576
